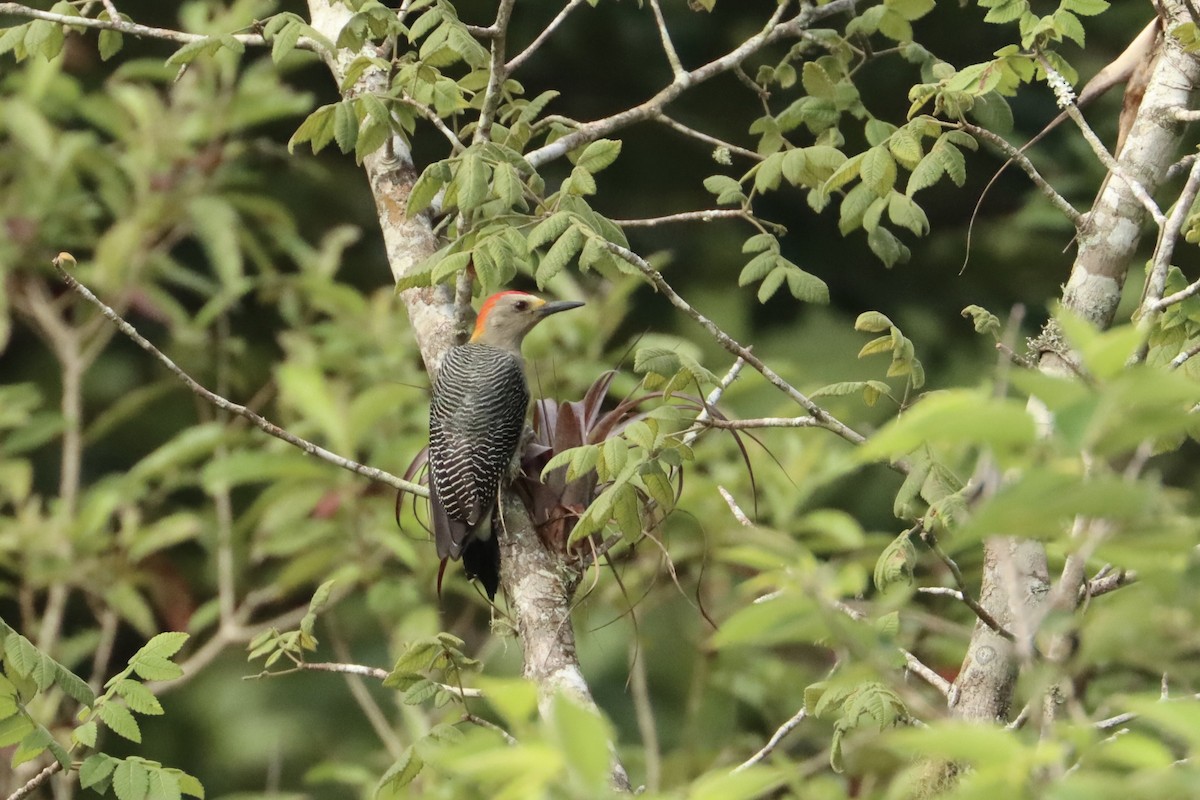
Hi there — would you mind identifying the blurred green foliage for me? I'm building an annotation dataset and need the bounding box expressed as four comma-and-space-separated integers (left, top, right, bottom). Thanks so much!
2, 1, 1200, 799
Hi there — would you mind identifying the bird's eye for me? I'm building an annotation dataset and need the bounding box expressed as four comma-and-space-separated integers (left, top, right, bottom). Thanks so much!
514, 299, 530, 312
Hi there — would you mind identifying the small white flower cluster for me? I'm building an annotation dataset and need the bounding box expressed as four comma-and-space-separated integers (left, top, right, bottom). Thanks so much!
1044, 64, 1076, 109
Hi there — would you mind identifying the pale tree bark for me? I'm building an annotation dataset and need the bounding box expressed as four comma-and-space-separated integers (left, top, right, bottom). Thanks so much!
948, 0, 1200, 751
304, 2, 631, 787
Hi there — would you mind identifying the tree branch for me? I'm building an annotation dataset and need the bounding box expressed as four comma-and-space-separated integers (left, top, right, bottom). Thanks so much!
51, 256, 428, 497
5, 762, 61, 800
655, 114, 763, 161
921, 528, 1015, 642
615, 209, 750, 227
506, 0, 586, 72
297, 662, 483, 698
603, 240, 875, 450
732, 707, 807, 773
960, 122, 1081, 225
524, 0, 859, 168
0, 2, 308, 49
649, 0, 685, 81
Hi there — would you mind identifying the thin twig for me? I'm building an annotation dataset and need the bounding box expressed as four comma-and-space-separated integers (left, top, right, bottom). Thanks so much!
0, 2, 304, 49
682, 356, 747, 447
601, 243, 877, 453
918, 586, 965, 601
473, 0, 517, 145
902, 651, 953, 699
151, 598, 309, 694
732, 707, 808, 773
629, 643, 662, 792
330, 631, 405, 758
920, 528, 1016, 642
1095, 711, 1138, 731
506, 0, 586, 72
51, 255, 429, 498
1142, 156, 1200, 318
649, 0, 685, 80
655, 114, 763, 161
718, 486, 753, 527
1037, 56, 1165, 226
615, 209, 749, 227
831, 601, 951, 698
699, 416, 821, 430
524, 0, 859, 168
960, 123, 1080, 225
1080, 568, 1136, 600
463, 712, 518, 745
298, 662, 484, 698
6, 762, 62, 800
1170, 339, 1200, 368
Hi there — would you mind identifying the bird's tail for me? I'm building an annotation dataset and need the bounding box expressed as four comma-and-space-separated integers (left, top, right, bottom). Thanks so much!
461, 520, 501, 599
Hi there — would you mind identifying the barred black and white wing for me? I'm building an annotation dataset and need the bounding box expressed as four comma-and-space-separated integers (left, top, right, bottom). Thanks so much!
428, 343, 529, 567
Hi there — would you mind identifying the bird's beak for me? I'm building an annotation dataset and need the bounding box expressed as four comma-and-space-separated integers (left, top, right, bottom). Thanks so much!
536, 300, 585, 317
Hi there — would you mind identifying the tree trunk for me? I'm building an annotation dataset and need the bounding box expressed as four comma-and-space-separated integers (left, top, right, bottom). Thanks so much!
305, 2, 630, 787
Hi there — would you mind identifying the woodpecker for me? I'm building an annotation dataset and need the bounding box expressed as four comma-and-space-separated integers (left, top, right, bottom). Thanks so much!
428, 291, 584, 598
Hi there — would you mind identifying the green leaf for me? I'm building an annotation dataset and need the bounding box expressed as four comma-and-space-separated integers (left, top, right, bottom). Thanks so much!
703, 174, 746, 205
888, 128, 923, 168
73, 720, 98, 748
906, 152, 944, 195
970, 91, 1014, 133
0, 715, 33, 748
98, 703, 142, 743
564, 165, 597, 196
855, 311, 895, 332
99, 28, 124, 60
874, 531, 916, 592
407, 163, 446, 216
301, 579, 336, 638
1062, 0, 1108, 15
80, 754, 119, 789
536, 225, 583, 287
377, 746, 424, 793
959, 469, 1156, 543
962, 304, 1002, 338
757, 267, 787, 303
333, 100, 358, 154
859, 391, 1037, 461
128, 655, 184, 682
456, 153, 489, 211
754, 152, 785, 193
887, 192, 929, 235
12, 726, 51, 768
165, 37, 222, 67
175, 771, 205, 799
710, 592, 827, 649
738, 251, 777, 287
289, 103, 337, 154
690, 767, 787, 800
4, 631, 39, 678
113, 758, 150, 800
146, 769, 182, 800
860, 147, 898, 196
551, 694, 613, 789
802, 61, 837, 99
527, 212, 573, 249
886, 0, 935, 21
115, 679, 164, 715
133, 631, 189, 662
575, 139, 622, 173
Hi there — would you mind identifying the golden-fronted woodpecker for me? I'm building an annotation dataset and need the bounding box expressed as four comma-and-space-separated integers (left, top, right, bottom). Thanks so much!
428, 291, 584, 597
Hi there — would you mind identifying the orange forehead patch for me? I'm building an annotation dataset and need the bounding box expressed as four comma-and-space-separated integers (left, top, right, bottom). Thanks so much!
472, 291, 541, 339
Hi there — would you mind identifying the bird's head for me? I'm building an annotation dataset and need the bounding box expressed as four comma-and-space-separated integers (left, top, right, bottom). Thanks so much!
470, 291, 584, 351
